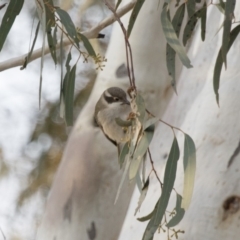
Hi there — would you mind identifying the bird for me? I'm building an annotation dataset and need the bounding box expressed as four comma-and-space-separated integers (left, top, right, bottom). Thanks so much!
94, 87, 132, 147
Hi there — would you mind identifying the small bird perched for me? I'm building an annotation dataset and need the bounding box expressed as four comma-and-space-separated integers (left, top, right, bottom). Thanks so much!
94, 87, 132, 146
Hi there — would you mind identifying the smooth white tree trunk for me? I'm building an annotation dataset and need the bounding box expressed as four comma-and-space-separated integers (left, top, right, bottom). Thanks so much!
119, 4, 240, 240
36, 1, 175, 239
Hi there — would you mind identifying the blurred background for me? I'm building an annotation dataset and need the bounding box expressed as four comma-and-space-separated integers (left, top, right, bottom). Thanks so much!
0, 0, 112, 239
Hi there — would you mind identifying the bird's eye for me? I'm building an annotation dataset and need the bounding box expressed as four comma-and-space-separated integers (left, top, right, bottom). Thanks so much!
114, 97, 119, 101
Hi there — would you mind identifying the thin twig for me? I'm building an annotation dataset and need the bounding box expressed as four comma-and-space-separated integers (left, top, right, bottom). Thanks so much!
146, 109, 185, 134
104, 0, 136, 90
0, 0, 137, 72
148, 148, 162, 188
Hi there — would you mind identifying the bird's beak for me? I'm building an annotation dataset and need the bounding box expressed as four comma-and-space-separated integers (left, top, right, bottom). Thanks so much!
121, 99, 130, 105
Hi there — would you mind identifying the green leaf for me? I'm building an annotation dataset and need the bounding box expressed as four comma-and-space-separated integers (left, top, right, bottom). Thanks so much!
78, 33, 96, 57
144, 117, 158, 131
47, 26, 57, 65
64, 64, 76, 126
119, 142, 129, 169
0, 0, 24, 51
161, 6, 193, 68
215, 3, 225, 14
59, 30, 64, 118
186, 0, 195, 18
127, 0, 146, 37
129, 125, 155, 180
45, 0, 57, 65
213, 24, 240, 105
44, 0, 55, 26
21, 21, 40, 70
115, 155, 131, 204
137, 200, 158, 222
181, 134, 196, 209
142, 137, 180, 240
183, 8, 202, 46
221, 0, 236, 68
56, 8, 80, 47
166, 193, 185, 228
166, 3, 185, 92
115, 0, 122, 10
134, 177, 150, 215
36, 0, 47, 109
201, 1, 207, 41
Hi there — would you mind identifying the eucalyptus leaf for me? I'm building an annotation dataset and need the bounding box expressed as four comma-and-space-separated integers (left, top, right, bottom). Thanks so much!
115, 0, 122, 10
59, 30, 65, 118
21, 21, 40, 70
64, 64, 76, 126
161, 6, 193, 68
221, 0, 236, 68
0, 0, 24, 51
137, 200, 158, 222
134, 177, 150, 215
213, 24, 240, 105
119, 142, 129, 169
115, 155, 131, 204
142, 137, 180, 240
166, 193, 185, 228
166, 3, 185, 92
127, 0, 146, 37
187, 0, 195, 18
36, 0, 47, 108
56, 8, 80, 47
78, 33, 96, 57
183, 8, 203, 46
201, 1, 207, 41
181, 134, 196, 209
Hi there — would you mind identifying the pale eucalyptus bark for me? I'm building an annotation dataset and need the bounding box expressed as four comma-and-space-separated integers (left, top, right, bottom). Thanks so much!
36, 1, 174, 239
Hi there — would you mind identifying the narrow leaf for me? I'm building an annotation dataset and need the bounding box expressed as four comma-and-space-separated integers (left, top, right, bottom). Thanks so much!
47, 27, 57, 65
127, 0, 146, 37
35, 0, 47, 108
183, 9, 202, 46
44, 0, 55, 26
21, 21, 40, 70
115, 0, 122, 10
119, 142, 129, 169
0, 0, 24, 51
78, 33, 96, 57
142, 137, 180, 240
115, 156, 131, 204
134, 177, 150, 215
181, 134, 196, 209
201, 1, 207, 41
64, 65, 76, 126
135, 93, 146, 124
56, 8, 80, 47
166, 3, 185, 91
186, 0, 195, 18
166, 193, 185, 228
161, 6, 193, 68
222, 0, 236, 68
137, 200, 158, 222
129, 126, 154, 180
213, 24, 240, 105
144, 117, 158, 130
59, 30, 64, 118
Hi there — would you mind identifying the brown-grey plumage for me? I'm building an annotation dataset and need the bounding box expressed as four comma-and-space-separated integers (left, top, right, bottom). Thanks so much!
94, 87, 131, 146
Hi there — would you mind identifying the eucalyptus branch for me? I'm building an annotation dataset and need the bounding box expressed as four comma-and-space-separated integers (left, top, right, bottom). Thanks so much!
146, 109, 185, 134
148, 148, 162, 188
0, 0, 137, 72
104, 0, 136, 90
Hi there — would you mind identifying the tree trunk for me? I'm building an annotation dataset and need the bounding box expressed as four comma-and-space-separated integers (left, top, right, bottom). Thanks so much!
119, 4, 240, 240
